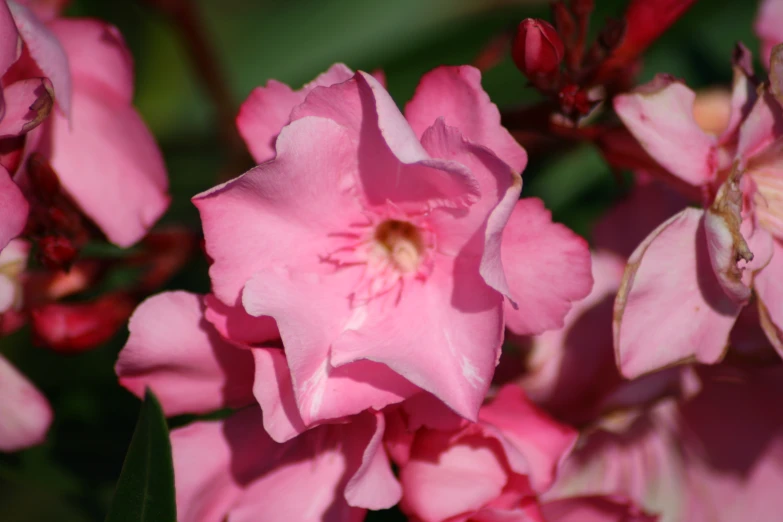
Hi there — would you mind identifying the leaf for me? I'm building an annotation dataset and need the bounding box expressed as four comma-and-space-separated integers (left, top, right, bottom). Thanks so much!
105, 390, 176, 522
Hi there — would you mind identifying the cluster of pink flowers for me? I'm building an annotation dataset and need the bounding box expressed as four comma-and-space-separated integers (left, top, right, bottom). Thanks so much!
113, 0, 783, 519
0, 0, 168, 451
2, 0, 783, 520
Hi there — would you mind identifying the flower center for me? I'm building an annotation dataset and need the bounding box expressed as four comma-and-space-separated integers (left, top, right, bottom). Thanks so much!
372, 219, 424, 273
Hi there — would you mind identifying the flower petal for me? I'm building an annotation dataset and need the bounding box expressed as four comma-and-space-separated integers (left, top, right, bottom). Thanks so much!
243, 267, 418, 427
0, 354, 51, 452
400, 428, 509, 522
8, 1, 70, 116
331, 250, 503, 421
47, 87, 169, 247
541, 496, 657, 522
291, 72, 482, 213
48, 19, 134, 103
405, 65, 527, 172
479, 384, 577, 493
237, 63, 354, 164
195, 116, 364, 307
501, 198, 592, 335
614, 208, 741, 378
0, 77, 53, 138
116, 291, 255, 416
614, 75, 717, 186
755, 238, 783, 356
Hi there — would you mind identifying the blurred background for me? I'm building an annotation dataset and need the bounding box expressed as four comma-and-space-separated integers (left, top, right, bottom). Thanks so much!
0, 0, 762, 520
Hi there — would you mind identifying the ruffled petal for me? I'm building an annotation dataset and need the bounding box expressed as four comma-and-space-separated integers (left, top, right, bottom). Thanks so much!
501, 198, 592, 335
614, 208, 741, 378
116, 291, 255, 416
237, 63, 354, 164
614, 76, 717, 187
405, 65, 527, 172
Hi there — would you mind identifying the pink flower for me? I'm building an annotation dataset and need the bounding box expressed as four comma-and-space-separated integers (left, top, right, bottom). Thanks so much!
196, 64, 590, 426
388, 384, 577, 522
612, 51, 783, 377
116, 291, 402, 520
0, 2, 168, 247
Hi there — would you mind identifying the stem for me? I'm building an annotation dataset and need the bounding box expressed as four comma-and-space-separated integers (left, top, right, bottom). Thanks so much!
140, 0, 253, 177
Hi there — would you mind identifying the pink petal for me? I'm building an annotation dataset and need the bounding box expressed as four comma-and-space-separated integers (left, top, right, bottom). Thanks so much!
719, 45, 757, 145
343, 411, 402, 509
172, 407, 385, 522
48, 19, 134, 103
479, 384, 577, 493
8, 1, 71, 116
501, 198, 592, 335
404, 65, 528, 172
250, 347, 306, 443
614, 76, 717, 187
0, 0, 19, 77
418, 118, 521, 299
541, 496, 657, 522
243, 267, 418, 426
0, 354, 52, 452
400, 428, 509, 521
736, 88, 783, 163
614, 208, 741, 378
170, 408, 282, 522
290, 72, 482, 213
116, 291, 255, 416
203, 294, 279, 347
755, 238, 783, 355
330, 251, 504, 421
679, 365, 783, 521
237, 63, 354, 163
46, 87, 169, 247
195, 116, 365, 306
0, 77, 53, 138
0, 166, 28, 251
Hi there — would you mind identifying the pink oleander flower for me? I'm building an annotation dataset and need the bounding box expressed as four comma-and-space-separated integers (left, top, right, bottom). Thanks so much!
756, 0, 783, 68
116, 291, 403, 519
386, 384, 577, 522
0, 239, 52, 451
611, 47, 783, 377
195, 63, 591, 427
2, 0, 168, 247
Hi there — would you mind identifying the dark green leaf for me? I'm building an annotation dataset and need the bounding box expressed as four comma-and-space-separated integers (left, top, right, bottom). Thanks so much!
105, 390, 176, 522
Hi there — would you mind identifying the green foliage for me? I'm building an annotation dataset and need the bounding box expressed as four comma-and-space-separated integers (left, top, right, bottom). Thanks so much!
105, 391, 176, 522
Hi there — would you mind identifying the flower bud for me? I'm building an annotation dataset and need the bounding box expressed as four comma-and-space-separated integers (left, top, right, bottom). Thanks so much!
31, 293, 135, 353
512, 19, 565, 78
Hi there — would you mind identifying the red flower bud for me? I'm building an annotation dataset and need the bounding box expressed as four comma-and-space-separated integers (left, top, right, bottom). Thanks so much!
30, 293, 135, 353
512, 19, 565, 78
38, 235, 77, 270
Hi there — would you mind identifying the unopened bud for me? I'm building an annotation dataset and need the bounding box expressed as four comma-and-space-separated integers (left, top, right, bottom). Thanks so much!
31, 293, 135, 353
512, 19, 565, 78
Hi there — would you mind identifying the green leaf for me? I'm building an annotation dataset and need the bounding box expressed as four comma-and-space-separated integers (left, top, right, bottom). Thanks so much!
105, 390, 176, 522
